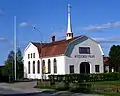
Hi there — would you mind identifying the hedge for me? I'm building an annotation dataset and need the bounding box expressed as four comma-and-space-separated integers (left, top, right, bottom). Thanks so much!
48, 72, 120, 84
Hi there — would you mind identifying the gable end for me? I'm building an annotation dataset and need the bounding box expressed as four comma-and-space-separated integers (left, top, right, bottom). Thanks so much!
64, 35, 88, 57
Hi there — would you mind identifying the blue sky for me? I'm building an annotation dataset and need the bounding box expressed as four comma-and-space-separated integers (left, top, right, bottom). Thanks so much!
0, 0, 120, 64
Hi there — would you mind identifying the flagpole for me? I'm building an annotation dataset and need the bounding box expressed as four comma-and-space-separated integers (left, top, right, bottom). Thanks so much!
14, 16, 17, 81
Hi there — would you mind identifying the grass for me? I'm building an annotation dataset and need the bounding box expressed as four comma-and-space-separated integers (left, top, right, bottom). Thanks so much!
86, 80, 120, 85
93, 91, 120, 96
85, 80, 120, 95
37, 81, 120, 95
37, 85, 54, 89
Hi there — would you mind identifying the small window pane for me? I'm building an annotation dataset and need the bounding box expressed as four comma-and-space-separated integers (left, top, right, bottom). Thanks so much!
28, 54, 30, 59
33, 61, 35, 74
28, 61, 30, 74
54, 59, 57, 73
48, 59, 51, 73
31, 53, 32, 58
79, 47, 90, 54
33, 53, 35, 58
95, 65, 99, 72
42, 60, 45, 73
37, 60, 40, 73
70, 65, 74, 73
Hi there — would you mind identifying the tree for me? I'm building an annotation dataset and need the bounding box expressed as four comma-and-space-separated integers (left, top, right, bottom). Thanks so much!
2, 48, 24, 81
109, 45, 120, 72
2, 51, 15, 81
16, 48, 24, 79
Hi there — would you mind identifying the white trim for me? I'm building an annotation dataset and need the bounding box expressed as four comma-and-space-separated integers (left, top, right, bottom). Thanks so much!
24, 42, 32, 53
98, 44, 104, 55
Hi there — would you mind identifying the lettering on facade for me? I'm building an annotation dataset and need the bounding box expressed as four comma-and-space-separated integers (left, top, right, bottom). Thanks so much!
75, 55, 95, 58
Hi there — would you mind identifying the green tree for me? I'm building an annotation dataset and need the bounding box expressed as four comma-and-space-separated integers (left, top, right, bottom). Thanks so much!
16, 48, 24, 79
2, 48, 24, 81
2, 51, 15, 81
109, 45, 120, 72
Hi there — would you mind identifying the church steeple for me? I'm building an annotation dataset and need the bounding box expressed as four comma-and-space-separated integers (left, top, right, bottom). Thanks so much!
66, 3, 73, 40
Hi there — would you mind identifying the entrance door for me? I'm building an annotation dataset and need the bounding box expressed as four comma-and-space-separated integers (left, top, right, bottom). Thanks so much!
80, 62, 90, 74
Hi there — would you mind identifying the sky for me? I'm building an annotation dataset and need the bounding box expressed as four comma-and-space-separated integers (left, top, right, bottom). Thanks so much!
0, 0, 120, 64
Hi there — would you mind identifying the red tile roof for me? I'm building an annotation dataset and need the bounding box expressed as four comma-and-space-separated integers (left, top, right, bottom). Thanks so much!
32, 36, 81, 58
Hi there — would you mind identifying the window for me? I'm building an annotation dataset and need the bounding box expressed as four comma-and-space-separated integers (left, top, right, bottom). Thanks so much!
79, 47, 90, 54
48, 59, 51, 73
28, 61, 30, 74
33, 53, 35, 58
31, 53, 32, 58
95, 65, 100, 72
28, 54, 30, 59
53, 59, 57, 73
33, 61, 35, 74
70, 65, 74, 73
42, 60, 45, 73
37, 60, 40, 73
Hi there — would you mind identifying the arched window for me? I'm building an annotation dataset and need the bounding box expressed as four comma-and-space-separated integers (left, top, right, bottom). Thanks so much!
48, 59, 51, 73
42, 60, 45, 73
28, 61, 30, 74
53, 59, 57, 73
33, 61, 35, 74
37, 60, 40, 73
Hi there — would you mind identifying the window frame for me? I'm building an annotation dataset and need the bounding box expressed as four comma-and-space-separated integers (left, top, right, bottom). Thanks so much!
95, 65, 100, 72
28, 54, 30, 59
31, 53, 32, 58
48, 59, 51, 73
33, 61, 35, 74
33, 53, 35, 58
37, 60, 40, 73
69, 65, 74, 74
53, 59, 57, 73
79, 47, 90, 54
42, 60, 45, 74
28, 61, 30, 74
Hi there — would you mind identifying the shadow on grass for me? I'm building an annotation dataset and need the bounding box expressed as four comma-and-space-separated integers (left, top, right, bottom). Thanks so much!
0, 90, 57, 96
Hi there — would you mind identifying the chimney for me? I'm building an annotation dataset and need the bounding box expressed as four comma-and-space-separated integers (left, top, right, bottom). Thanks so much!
52, 36, 55, 42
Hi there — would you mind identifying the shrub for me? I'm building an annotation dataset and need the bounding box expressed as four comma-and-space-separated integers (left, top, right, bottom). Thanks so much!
70, 83, 92, 93
48, 72, 120, 85
54, 84, 69, 91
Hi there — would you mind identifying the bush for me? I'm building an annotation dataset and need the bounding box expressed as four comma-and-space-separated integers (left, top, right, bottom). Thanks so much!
70, 83, 91, 93
54, 84, 69, 91
48, 72, 120, 87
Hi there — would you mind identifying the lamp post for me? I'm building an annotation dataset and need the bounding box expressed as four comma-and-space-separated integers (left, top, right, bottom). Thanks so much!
32, 26, 44, 80
14, 16, 17, 81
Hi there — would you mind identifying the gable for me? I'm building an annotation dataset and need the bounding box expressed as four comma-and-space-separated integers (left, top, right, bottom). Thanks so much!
24, 42, 38, 56
64, 35, 102, 57
64, 35, 88, 57
24, 42, 32, 53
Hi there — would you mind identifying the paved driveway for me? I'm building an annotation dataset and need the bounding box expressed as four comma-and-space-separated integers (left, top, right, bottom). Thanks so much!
0, 81, 103, 96
0, 81, 43, 93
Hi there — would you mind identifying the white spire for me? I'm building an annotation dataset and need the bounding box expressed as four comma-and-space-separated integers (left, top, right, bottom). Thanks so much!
66, 3, 73, 40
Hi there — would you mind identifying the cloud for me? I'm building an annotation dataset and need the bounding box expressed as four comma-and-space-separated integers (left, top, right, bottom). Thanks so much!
81, 21, 120, 32
0, 37, 6, 40
0, 37, 12, 44
19, 22, 29, 27
93, 37, 120, 43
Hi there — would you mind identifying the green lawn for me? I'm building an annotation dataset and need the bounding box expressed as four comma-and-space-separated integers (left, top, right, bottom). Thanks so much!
37, 81, 120, 95
86, 80, 120, 85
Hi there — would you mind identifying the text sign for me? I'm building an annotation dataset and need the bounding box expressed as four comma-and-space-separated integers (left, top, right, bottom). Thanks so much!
75, 55, 95, 58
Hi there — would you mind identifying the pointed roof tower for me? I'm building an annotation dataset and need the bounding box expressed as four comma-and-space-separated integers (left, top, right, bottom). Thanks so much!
66, 3, 73, 40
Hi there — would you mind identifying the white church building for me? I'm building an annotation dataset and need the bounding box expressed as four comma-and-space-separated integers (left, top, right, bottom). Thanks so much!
23, 4, 104, 79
